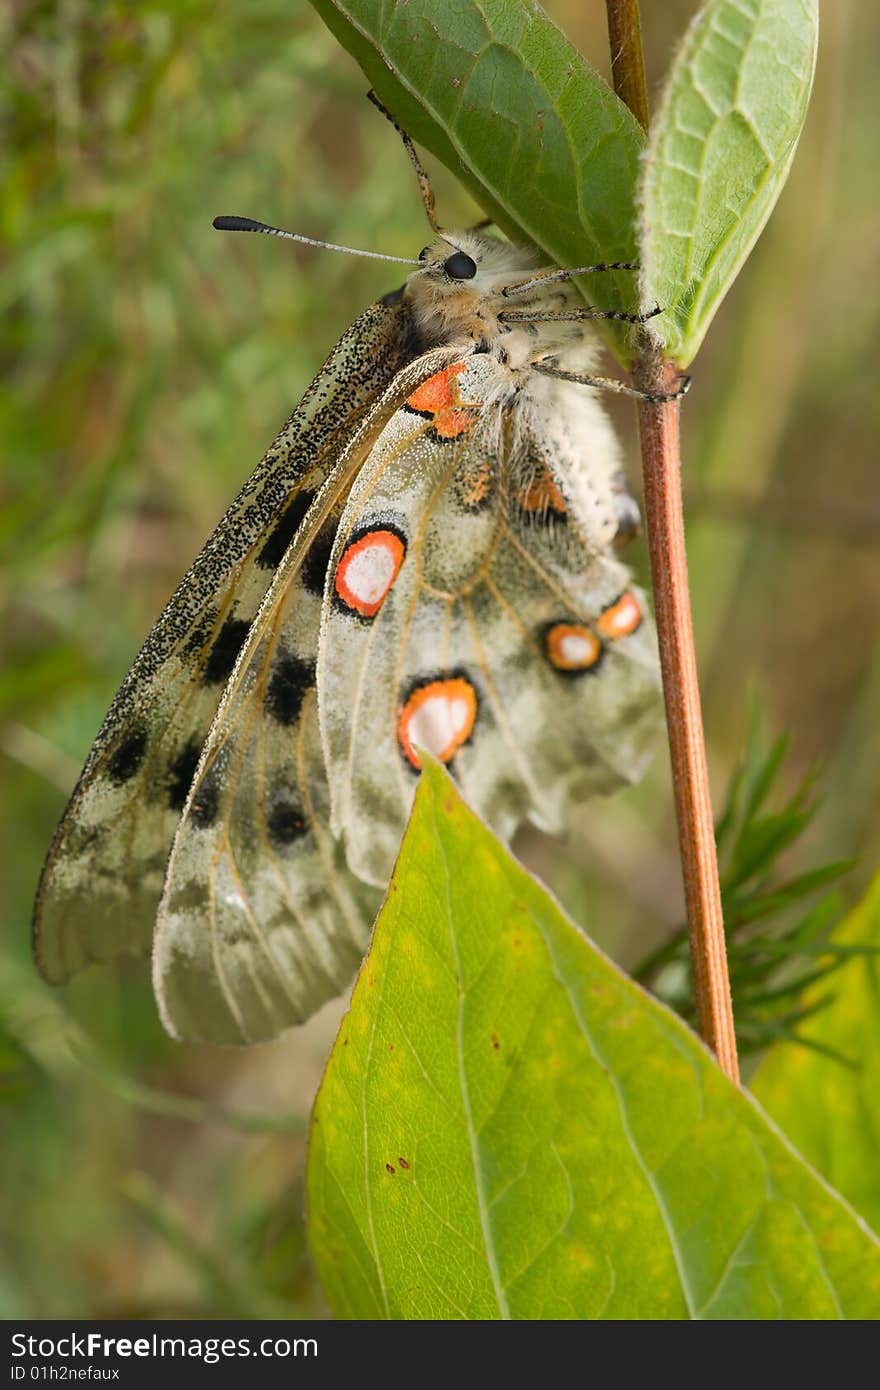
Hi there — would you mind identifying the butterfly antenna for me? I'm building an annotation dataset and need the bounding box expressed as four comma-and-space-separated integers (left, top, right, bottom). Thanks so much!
212, 215, 422, 266
366, 91, 440, 233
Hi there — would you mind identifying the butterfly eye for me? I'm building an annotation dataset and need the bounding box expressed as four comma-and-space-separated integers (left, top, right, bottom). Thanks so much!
444, 251, 477, 280
418, 246, 432, 262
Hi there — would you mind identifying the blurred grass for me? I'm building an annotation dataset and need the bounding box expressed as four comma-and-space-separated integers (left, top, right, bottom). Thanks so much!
1, 0, 878, 1317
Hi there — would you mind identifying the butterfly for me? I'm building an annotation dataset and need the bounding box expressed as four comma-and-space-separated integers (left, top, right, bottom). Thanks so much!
33, 98, 687, 1044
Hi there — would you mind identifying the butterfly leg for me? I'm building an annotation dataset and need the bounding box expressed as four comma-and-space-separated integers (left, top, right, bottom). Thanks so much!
501, 305, 663, 326
533, 361, 692, 405
500, 263, 641, 297
367, 90, 439, 232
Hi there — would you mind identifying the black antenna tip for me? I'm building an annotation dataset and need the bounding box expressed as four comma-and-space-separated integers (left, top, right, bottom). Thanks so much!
213, 215, 267, 233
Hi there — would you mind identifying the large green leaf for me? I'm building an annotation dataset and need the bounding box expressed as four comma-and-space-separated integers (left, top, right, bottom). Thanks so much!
308, 0, 646, 361
307, 760, 880, 1320
751, 874, 880, 1238
640, 0, 819, 365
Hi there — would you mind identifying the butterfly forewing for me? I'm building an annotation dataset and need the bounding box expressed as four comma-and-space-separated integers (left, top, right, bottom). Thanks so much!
34, 298, 418, 984
152, 347, 460, 1042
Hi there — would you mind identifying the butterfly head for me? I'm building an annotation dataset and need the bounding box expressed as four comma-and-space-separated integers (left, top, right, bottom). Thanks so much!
405, 230, 580, 361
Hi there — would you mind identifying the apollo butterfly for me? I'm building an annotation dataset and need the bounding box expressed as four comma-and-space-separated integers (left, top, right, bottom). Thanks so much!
33, 97, 686, 1043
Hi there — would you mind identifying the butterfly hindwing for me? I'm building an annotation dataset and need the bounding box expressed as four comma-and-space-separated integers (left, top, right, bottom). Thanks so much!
152, 347, 460, 1042
34, 298, 417, 984
155, 679, 379, 1044
319, 353, 663, 887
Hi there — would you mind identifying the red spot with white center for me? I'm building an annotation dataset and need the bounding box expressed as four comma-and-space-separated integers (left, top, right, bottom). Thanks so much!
597, 591, 642, 639
397, 677, 478, 769
545, 623, 602, 672
335, 529, 406, 618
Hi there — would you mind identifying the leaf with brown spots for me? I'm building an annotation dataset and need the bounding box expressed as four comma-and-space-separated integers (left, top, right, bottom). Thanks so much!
307, 759, 880, 1319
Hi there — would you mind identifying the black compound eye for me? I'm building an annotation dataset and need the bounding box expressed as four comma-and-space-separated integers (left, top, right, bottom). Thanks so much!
444, 251, 477, 280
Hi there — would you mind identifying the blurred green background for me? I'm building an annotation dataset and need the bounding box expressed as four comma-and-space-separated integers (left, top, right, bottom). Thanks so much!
2, 0, 877, 1317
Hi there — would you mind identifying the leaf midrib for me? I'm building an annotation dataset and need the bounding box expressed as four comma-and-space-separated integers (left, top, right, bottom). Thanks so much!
523, 881, 700, 1319
433, 791, 512, 1320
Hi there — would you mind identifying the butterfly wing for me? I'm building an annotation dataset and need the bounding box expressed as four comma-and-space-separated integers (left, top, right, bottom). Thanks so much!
34, 298, 417, 984
319, 352, 663, 886
152, 347, 460, 1042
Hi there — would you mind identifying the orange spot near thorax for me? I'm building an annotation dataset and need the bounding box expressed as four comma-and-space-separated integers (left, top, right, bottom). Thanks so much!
406, 363, 476, 440
406, 362, 466, 413
461, 457, 493, 508
516, 468, 567, 516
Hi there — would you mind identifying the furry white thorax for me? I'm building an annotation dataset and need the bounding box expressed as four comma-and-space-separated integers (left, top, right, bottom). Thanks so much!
404, 229, 600, 369
404, 230, 623, 550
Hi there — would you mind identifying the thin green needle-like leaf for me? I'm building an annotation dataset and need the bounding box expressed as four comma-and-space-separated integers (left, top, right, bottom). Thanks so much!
724, 861, 854, 928
743, 732, 791, 825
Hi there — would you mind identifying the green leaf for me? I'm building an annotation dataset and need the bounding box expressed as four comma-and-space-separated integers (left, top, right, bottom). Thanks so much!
640, 0, 819, 365
307, 0, 646, 360
307, 760, 880, 1320
752, 874, 880, 1236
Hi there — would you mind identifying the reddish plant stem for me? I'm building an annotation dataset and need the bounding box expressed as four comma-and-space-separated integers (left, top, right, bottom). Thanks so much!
636, 360, 739, 1084
606, 0, 740, 1083
604, 0, 650, 132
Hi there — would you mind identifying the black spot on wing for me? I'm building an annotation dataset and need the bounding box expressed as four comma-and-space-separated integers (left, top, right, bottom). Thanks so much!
190, 766, 221, 829
67, 821, 101, 857
107, 726, 148, 784
169, 742, 221, 826
301, 520, 338, 597
168, 738, 200, 811
184, 608, 218, 656
267, 798, 307, 849
265, 654, 315, 727
257, 490, 315, 570
203, 617, 250, 684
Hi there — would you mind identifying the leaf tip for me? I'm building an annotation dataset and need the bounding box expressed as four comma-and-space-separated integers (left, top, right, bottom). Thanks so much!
414, 749, 461, 812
